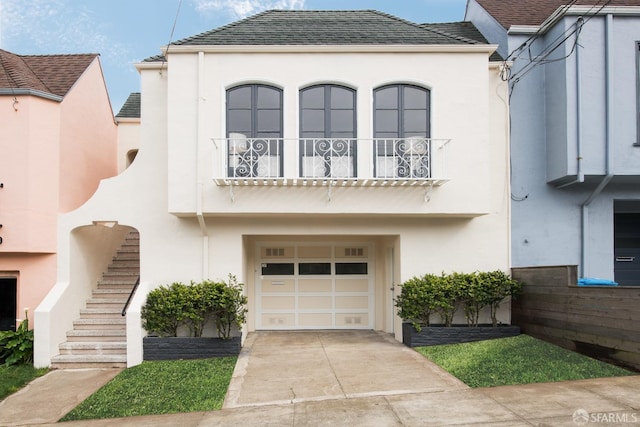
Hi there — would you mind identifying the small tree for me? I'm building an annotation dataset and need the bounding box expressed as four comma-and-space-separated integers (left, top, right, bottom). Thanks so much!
458, 272, 487, 327
479, 271, 523, 327
211, 275, 248, 339
395, 274, 441, 331
141, 282, 187, 337
435, 272, 462, 327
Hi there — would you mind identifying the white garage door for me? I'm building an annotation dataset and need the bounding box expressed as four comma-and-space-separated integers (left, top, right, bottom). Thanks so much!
256, 243, 374, 329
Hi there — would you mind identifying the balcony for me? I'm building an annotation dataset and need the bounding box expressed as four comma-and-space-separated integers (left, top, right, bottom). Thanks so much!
212, 136, 451, 188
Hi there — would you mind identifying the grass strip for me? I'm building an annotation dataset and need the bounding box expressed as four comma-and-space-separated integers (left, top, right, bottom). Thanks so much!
416, 334, 635, 388
61, 356, 237, 421
0, 365, 49, 400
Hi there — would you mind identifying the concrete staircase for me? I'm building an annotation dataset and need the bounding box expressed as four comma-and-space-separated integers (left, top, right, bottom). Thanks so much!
51, 231, 139, 369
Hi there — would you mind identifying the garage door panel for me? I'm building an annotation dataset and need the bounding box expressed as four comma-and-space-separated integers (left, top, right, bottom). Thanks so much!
298, 246, 332, 258
335, 296, 369, 309
298, 279, 332, 293
262, 296, 295, 310
262, 314, 295, 327
336, 313, 368, 327
335, 279, 369, 293
299, 296, 332, 309
262, 279, 295, 293
298, 313, 333, 327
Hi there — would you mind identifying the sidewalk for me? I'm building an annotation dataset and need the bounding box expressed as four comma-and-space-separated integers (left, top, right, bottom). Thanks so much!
3, 376, 638, 426
0, 330, 638, 426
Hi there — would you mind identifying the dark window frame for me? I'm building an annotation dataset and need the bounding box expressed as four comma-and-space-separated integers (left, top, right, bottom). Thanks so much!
226, 84, 284, 177
299, 84, 357, 177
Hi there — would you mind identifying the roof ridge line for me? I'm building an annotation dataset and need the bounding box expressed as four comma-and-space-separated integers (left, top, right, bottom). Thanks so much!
420, 23, 482, 45
0, 49, 49, 92
172, 10, 272, 46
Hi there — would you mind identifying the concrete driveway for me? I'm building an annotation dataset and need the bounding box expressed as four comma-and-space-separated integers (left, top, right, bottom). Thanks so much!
223, 330, 467, 408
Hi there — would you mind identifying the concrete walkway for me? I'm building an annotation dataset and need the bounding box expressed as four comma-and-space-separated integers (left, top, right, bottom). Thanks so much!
0, 331, 638, 426
223, 330, 467, 408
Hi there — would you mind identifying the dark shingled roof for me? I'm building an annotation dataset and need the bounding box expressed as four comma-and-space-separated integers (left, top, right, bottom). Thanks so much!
421, 22, 503, 61
171, 10, 492, 46
0, 49, 98, 97
475, 0, 640, 29
116, 92, 141, 119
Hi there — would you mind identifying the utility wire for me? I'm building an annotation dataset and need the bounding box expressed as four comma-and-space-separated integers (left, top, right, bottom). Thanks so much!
160, 0, 184, 74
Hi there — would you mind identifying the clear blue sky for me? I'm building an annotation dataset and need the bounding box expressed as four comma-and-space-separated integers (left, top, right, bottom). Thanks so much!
0, 0, 467, 113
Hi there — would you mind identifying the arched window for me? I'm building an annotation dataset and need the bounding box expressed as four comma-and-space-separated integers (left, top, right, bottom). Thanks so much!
226, 84, 283, 177
299, 84, 356, 178
374, 84, 431, 178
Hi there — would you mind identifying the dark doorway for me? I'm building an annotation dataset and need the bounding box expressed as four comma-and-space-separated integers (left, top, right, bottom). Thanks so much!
0, 278, 17, 331
614, 201, 640, 286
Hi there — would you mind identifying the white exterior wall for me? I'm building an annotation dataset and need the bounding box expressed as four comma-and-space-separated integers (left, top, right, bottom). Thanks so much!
167, 50, 496, 217
35, 45, 511, 367
116, 119, 140, 173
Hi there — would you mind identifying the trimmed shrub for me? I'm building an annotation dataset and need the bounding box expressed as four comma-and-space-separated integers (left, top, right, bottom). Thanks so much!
141, 276, 247, 339
396, 271, 522, 328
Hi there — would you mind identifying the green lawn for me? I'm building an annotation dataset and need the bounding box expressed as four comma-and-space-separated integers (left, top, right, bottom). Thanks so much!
0, 365, 49, 400
60, 356, 237, 421
416, 334, 635, 388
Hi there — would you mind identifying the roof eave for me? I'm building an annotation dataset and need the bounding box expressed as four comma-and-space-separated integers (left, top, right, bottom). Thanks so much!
0, 88, 63, 102
158, 44, 498, 55
115, 117, 140, 123
509, 5, 640, 35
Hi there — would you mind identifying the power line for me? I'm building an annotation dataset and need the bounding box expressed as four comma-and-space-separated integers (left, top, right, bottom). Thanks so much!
506, 0, 612, 92
160, 0, 184, 74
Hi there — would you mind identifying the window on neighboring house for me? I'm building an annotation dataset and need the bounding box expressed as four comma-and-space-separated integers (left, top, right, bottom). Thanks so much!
300, 85, 357, 178
226, 84, 283, 177
374, 84, 431, 178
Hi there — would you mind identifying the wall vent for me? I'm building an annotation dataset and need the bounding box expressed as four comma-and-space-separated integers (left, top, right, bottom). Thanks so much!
344, 247, 364, 257
266, 248, 285, 257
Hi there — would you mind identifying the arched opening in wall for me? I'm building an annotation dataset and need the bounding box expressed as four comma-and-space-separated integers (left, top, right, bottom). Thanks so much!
69, 223, 141, 322
126, 149, 139, 168
0, 277, 17, 331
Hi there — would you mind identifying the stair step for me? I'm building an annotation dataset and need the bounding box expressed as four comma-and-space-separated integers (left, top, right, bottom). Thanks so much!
51, 354, 127, 369
73, 318, 126, 330
96, 283, 137, 291
59, 342, 126, 355
116, 248, 139, 255
97, 279, 137, 287
102, 268, 140, 281
113, 252, 139, 260
66, 329, 126, 342
93, 289, 132, 298
86, 299, 127, 309
80, 308, 123, 318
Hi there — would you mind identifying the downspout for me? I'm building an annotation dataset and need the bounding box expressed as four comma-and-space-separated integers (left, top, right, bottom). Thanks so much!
197, 51, 210, 279
558, 17, 586, 188
580, 14, 615, 278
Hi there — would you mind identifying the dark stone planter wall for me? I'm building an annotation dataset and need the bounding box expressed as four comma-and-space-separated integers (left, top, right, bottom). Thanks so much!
143, 336, 241, 360
402, 323, 520, 347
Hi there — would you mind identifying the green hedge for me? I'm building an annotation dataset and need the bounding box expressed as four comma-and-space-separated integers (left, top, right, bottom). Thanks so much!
141, 275, 247, 339
395, 271, 522, 330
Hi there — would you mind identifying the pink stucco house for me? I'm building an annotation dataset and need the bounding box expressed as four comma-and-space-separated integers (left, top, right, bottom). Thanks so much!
0, 49, 117, 330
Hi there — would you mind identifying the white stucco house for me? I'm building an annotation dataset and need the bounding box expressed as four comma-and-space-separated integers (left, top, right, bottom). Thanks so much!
35, 10, 511, 368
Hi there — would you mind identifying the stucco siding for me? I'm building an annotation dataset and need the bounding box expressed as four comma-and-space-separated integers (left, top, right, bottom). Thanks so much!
59, 58, 117, 213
